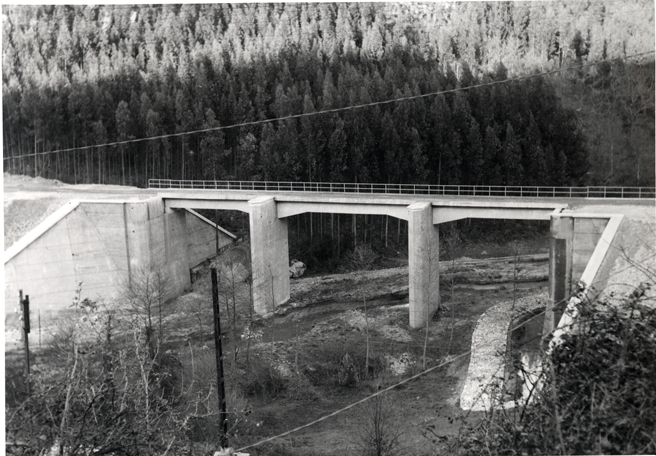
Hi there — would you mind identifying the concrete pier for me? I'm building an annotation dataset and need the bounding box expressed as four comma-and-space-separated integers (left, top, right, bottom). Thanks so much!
408, 202, 440, 329
543, 214, 610, 335
249, 196, 290, 315
544, 215, 574, 335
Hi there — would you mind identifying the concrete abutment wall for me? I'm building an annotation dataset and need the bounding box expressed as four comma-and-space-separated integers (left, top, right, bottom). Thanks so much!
543, 214, 611, 335
4, 197, 233, 319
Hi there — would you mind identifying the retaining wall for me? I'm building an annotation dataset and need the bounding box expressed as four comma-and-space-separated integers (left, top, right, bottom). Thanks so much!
4, 198, 234, 319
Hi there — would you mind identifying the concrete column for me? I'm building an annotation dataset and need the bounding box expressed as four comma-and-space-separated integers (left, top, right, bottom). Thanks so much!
408, 202, 440, 329
249, 196, 290, 315
543, 215, 574, 337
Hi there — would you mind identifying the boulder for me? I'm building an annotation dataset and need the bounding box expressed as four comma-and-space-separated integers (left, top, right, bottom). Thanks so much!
289, 259, 306, 278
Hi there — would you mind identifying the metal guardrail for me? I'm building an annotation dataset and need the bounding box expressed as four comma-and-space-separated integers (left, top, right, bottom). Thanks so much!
148, 179, 656, 199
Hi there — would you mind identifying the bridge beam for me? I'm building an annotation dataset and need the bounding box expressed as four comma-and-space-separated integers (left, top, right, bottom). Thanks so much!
433, 206, 559, 224
249, 196, 290, 315
164, 198, 250, 213
408, 202, 440, 329
277, 201, 409, 220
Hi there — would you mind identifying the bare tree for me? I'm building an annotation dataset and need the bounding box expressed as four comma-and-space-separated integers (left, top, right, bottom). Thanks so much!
123, 263, 172, 355
353, 391, 404, 456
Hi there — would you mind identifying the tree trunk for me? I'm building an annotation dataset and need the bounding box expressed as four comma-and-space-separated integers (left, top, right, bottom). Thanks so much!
337, 214, 341, 258
34, 132, 37, 178
385, 215, 389, 247
331, 213, 334, 243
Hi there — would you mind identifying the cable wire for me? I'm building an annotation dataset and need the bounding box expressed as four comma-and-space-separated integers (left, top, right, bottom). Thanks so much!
4, 51, 654, 161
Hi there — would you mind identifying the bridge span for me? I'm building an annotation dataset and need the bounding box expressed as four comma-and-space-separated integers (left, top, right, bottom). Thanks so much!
5, 179, 653, 331
152, 180, 654, 329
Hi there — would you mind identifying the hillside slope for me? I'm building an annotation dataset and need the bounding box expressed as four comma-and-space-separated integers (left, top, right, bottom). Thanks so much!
3, 2, 653, 189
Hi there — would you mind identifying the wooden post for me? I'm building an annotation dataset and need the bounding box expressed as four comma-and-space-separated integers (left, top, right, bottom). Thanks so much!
19, 290, 30, 396
211, 268, 229, 449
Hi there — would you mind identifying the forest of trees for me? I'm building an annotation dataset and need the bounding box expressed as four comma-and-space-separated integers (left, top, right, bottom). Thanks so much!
2, 2, 654, 188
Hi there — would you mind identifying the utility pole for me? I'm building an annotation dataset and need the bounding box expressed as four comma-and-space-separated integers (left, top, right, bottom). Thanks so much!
211, 268, 229, 449
19, 290, 31, 396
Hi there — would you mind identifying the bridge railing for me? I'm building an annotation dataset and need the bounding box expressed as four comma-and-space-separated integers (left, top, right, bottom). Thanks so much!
148, 179, 656, 198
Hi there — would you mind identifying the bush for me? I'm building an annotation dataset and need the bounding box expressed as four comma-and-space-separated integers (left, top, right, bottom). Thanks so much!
240, 355, 288, 398
352, 392, 404, 456
456, 284, 656, 455
4, 292, 206, 455
336, 353, 359, 387
344, 244, 379, 271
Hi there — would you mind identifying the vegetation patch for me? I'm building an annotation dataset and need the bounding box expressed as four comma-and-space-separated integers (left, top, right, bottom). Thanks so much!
449, 290, 656, 455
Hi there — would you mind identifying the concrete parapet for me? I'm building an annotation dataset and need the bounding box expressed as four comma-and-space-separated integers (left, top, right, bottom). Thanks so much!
249, 196, 290, 315
408, 202, 440, 329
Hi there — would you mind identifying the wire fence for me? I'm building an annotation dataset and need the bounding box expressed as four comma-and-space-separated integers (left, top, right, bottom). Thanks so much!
149, 179, 656, 199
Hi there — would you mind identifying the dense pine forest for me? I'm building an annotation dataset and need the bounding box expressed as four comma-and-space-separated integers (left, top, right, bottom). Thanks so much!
2, 2, 654, 188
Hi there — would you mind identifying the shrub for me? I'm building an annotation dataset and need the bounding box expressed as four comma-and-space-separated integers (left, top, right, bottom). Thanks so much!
352, 392, 404, 456
240, 355, 288, 398
4, 290, 208, 455
456, 284, 656, 455
344, 244, 379, 271
336, 352, 359, 387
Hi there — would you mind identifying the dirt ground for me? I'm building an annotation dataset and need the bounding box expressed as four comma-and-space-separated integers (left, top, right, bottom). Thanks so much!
167, 248, 549, 455
4, 173, 550, 455
4, 254, 548, 455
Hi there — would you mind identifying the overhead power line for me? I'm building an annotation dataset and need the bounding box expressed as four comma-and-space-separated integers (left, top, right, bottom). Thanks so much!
4, 50, 654, 161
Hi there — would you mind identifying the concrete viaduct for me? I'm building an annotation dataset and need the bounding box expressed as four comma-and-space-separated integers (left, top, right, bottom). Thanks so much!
157, 185, 645, 329
6, 179, 653, 332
